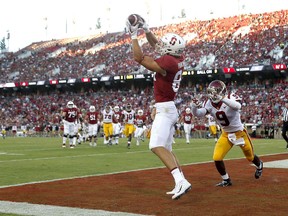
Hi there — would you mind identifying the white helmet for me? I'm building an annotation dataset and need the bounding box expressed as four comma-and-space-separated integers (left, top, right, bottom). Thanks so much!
89, 106, 95, 112
67, 101, 74, 108
114, 105, 120, 112
185, 107, 191, 114
207, 80, 227, 103
155, 33, 185, 57
138, 109, 143, 116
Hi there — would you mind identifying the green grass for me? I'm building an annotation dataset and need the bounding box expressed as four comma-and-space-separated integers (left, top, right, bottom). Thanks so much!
0, 136, 286, 187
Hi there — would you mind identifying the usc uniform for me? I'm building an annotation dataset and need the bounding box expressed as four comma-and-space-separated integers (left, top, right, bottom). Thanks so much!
102, 107, 114, 144
122, 109, 136, 142
191, 80, 263, 186
202, 94, 256, 161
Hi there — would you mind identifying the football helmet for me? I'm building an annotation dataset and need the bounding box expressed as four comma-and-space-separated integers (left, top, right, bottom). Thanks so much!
126, 103, 132, 111
138, 109, 143, 116
114, 105, 120, 112
155, 33, 185, 57
89, 106, 95, 112
207, 80, 227, 103
105, 105, 111, 111
67, 101, 74, 108
185, 107, 191, 114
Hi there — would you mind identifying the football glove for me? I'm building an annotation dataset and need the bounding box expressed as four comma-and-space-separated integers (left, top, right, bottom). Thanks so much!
126, 20, 139, 39
137, 15, 150, 33
190, 97, 202, 108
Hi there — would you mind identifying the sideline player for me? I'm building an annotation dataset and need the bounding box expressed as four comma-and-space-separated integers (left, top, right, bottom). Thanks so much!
112, 105, 122, 145
134, 109, 147, 146
206, 113, 219, 142
179, 107, 193, 144
85, 105, 100, 147
61, 101, 81, 148
101, 105, 114, 145
122, 103, 136, 149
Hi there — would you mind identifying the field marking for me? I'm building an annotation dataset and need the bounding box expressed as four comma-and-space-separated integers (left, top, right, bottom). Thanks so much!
0, 145, 213, 163
0, 200, 151, 216
0, 152, 24, 155
264, 159, 288, 168
0, 152, 287, 190
0, 152, 286, 216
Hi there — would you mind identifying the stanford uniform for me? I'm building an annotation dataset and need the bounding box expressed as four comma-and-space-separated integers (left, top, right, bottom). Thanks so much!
150, 54, 184, 151
87, 111, 99, 137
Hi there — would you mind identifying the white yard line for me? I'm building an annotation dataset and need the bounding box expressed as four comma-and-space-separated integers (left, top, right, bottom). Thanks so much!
0, 201, 151, 216
0, 152, 287, 216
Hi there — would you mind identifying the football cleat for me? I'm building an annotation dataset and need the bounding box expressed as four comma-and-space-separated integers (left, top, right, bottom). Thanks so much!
255, 161, 263, 179
62, 144, 66, 148
166, 187, 176, 195
172, 179, 192, 200
216, 178, 232, 187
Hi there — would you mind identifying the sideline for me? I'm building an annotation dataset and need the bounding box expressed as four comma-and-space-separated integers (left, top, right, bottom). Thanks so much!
0, 201, 151, 216
0, 152, 286, 189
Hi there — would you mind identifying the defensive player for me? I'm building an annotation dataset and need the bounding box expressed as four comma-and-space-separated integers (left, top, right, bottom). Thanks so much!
206, 113, 219, 142
101, 105, 114, 145
191, 80, 263, 186
122, 103, 136, 149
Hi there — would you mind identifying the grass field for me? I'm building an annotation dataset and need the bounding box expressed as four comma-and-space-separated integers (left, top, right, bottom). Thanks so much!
0, 136, 286, 188
0, 136, 287, 216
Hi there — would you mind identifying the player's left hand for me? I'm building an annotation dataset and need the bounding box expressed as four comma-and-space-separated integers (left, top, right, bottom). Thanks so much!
126, 20, 139, 39
190, 97, 202, 108
137, 15, 150, 33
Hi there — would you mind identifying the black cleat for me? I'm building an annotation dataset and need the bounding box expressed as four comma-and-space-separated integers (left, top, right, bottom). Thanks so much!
216, 178, 232, 187
255, 161, 263, 179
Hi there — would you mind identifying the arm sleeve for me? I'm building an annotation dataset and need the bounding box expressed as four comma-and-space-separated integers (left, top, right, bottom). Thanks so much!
222, 98, 241, 110
191, 106, 207, 117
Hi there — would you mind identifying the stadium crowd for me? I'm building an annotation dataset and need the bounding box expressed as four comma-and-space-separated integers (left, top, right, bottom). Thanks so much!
0, 10, 287, 138
0, 78, 287, 137
0, 10, 287, 83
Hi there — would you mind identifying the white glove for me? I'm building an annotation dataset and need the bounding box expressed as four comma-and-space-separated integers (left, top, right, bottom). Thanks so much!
126, 20, 139, 39
214, 94, 224, 102
137, 15, 150, 33
190, 98, 202, 108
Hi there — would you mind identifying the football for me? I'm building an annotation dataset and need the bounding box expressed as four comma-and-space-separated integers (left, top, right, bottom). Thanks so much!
128, 14, 140, 26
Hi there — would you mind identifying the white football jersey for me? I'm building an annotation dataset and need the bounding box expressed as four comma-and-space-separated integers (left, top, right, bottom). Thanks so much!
206, 114, 216, 126
122, 110, 135, 124
102, 109, 114, 123
204, 94, 243, 132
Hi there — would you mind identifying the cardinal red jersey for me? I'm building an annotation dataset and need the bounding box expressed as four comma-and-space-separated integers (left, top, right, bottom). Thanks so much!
182, 112, 193, 124
87, 111, 99, 125
113, 111, 122, 123
135, 115, 147, 127
62, 107, 79, 123
154, 54, 184, 102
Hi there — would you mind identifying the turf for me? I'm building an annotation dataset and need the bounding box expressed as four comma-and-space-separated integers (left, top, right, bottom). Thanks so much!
0, 136, 286, 187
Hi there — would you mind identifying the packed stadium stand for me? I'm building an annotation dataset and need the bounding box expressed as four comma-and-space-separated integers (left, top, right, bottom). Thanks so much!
0, 10, 287, 138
